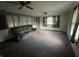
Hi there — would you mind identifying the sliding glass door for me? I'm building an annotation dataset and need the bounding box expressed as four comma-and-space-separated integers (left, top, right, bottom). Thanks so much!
70, 6, 78, 37
70, 6, 79, 43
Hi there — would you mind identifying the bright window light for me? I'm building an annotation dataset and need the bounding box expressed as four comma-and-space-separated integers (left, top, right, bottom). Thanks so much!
47, 17, 53, 25
70, 7, 78, 37
70, 24, 75, 36
75, 24, 79, 42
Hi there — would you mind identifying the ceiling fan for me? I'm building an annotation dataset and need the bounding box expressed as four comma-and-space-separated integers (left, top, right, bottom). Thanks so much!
19, 1, 33, 10
7, 1, 34, 10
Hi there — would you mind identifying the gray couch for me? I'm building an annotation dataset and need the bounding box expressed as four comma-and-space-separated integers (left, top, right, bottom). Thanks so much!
10, 25, 35, 41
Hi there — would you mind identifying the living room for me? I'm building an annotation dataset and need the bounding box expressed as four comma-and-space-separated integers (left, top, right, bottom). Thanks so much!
0, 1, 78, 57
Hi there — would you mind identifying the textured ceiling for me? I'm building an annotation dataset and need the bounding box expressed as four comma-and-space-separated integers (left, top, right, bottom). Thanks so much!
0, 1, 77, 16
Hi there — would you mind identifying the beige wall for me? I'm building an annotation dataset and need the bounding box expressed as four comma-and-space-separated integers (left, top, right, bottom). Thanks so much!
59, 9, 74, 39
67, 10, 74, 39
60, 13, 68, 32
60, 10, 73, 32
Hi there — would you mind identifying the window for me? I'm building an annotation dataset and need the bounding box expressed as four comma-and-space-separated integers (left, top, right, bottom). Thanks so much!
75, 24, 79, 42
70, 7, 78, 36
70, 6, 79, 43
43, 16, 60, 28
47, 17, 53, 25
7, 15, 34, 27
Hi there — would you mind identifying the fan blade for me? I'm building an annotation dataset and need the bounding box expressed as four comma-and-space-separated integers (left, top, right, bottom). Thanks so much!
18, 6, 23, 9
26, 6, 33, 10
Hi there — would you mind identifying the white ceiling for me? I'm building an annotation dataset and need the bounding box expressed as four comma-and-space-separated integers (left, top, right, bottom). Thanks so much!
0, 1, 77, 16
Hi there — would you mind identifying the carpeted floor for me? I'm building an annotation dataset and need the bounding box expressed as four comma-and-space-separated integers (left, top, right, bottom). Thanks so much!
0, 29, 75, 57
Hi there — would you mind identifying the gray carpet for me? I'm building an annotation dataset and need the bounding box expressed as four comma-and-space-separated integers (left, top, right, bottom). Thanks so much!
0, 29, 75, 57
